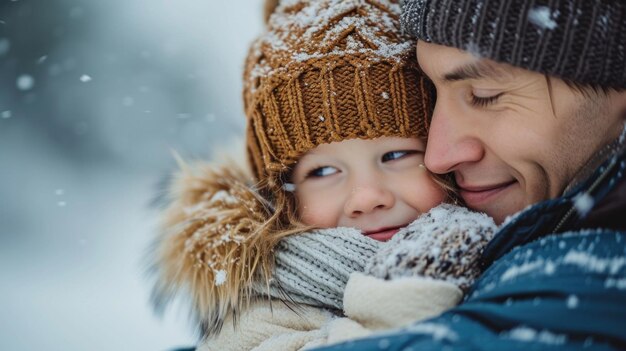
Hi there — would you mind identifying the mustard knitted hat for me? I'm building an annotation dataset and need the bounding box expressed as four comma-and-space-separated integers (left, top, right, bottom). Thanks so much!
243, 0, 434, 183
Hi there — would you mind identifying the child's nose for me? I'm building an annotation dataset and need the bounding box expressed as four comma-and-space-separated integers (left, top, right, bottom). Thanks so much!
344, 183, 395, 218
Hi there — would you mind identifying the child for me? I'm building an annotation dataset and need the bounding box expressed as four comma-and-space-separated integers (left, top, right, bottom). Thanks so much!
149, 0, 496, 350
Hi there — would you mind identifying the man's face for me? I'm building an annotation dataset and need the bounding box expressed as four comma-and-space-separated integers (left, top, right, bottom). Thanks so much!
417, 41, 626, 224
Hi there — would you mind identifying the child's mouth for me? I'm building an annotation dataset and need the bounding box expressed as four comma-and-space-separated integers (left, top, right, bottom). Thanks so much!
363, 226, 403, 242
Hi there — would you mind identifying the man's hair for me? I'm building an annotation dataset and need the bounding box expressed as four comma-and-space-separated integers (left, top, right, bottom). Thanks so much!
563, 80, 626, 98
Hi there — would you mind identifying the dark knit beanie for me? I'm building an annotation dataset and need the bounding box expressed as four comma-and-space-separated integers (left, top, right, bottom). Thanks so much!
401, 0, 626, 89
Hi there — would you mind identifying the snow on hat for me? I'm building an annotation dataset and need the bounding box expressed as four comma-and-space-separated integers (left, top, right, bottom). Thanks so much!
401, 0, 626, 89
243, 0, 434, 183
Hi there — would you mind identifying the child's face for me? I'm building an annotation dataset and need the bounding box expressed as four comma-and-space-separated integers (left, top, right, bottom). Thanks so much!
290, 137, 446, 241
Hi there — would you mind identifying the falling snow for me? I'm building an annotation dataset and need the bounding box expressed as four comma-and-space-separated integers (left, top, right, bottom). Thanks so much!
566, 295, 579, 309
528, 6, 557, 30
465, 41, 482, 58
0, 2, 307, 350
16, 74, 35, 91
573, 193, 594, 216
282, 183, 296, 192
80, 74, 92, 82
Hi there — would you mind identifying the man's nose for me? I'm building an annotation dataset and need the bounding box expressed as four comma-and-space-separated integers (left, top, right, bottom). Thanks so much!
424, 101, 484, 174
344, 181, 395, 218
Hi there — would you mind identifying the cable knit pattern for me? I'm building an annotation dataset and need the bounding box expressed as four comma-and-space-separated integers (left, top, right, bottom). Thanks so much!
366, 204, 497, 291
264, 228, 381, 310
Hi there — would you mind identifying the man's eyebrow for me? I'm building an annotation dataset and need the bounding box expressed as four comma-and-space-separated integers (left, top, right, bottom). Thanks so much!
443, 61, 504, 82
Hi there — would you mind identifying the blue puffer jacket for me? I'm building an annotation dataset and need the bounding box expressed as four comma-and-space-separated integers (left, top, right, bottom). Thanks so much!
314, 146, 626, 350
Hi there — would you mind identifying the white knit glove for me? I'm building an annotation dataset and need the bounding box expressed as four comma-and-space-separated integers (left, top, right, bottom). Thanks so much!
366, 204, 497, 291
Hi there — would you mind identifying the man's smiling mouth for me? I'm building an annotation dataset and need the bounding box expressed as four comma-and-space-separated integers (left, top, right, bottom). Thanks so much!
458, 180, 517, 206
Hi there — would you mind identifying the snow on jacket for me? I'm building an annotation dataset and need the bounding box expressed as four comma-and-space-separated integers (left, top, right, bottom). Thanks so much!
314, 131, 626, 350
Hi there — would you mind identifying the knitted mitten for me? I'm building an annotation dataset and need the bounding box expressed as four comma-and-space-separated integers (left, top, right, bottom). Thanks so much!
366, 204, 497, 291
262, 228, 381, 310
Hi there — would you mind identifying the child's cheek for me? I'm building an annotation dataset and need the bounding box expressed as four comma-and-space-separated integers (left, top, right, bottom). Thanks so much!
296, 186, 342, 228
398, 169, 447, 211
298, 205, 338, 228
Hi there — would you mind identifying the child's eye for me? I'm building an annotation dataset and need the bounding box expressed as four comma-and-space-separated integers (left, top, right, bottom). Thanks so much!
382, 150, 418, 162
306, 166, 338, 178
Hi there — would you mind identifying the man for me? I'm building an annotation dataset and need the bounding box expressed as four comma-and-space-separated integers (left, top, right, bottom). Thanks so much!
315, 0, 626, 349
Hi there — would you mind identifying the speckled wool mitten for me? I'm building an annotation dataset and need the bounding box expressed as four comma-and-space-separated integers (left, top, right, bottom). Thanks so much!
366, 204, 497, 291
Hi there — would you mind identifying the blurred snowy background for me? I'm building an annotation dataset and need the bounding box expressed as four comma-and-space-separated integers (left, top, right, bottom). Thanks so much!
0, 1, 263, 350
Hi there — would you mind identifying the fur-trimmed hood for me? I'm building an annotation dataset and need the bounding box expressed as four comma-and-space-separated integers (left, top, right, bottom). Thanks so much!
148, 153, 284, 337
